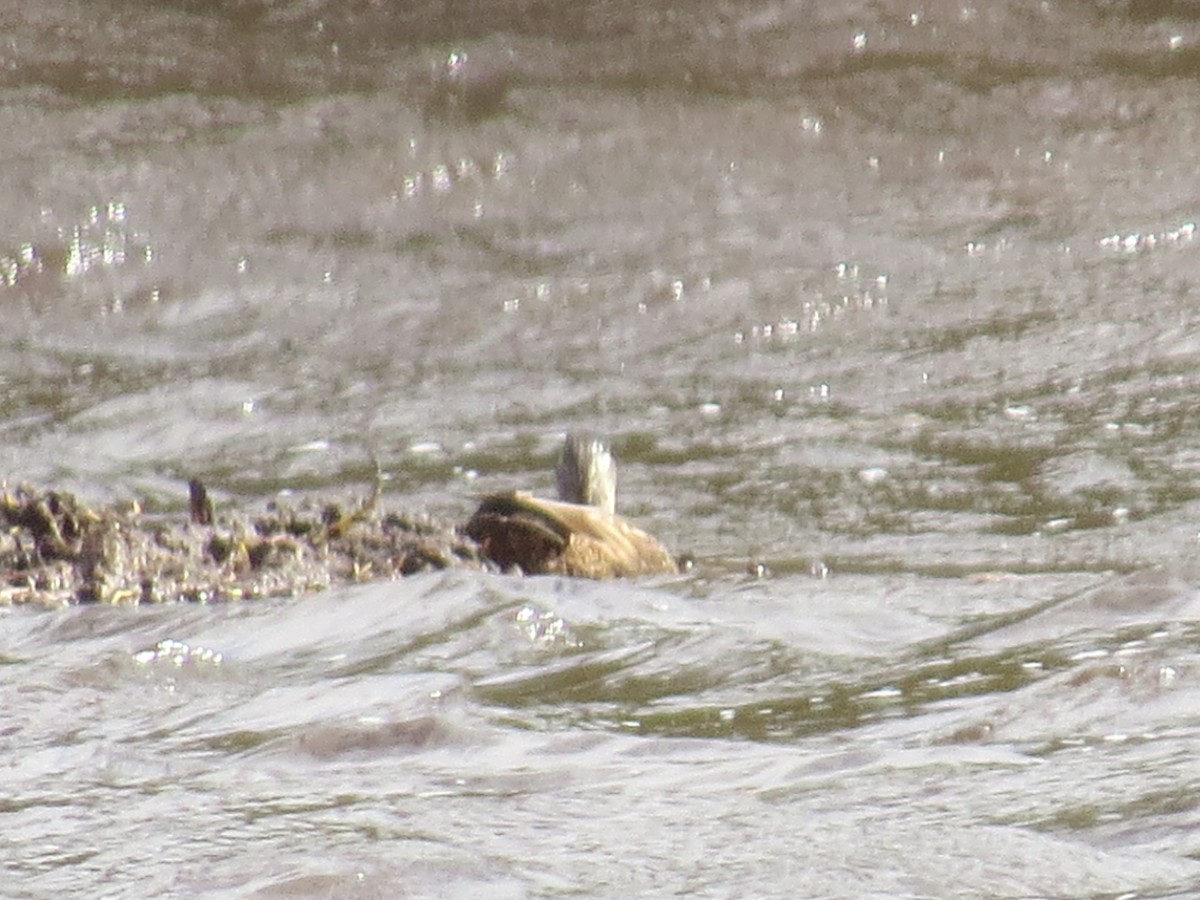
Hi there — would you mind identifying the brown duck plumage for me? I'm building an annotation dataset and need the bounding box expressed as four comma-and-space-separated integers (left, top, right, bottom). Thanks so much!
464, 436, 677, 579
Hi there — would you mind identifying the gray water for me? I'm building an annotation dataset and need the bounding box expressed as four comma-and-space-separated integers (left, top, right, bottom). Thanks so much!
5, 0, 1200, 896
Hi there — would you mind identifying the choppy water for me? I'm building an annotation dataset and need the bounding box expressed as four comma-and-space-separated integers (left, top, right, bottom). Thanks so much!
6, 1, 1200, 896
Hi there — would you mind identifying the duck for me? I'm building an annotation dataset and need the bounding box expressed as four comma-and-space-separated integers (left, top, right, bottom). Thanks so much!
464, 435, 677, 579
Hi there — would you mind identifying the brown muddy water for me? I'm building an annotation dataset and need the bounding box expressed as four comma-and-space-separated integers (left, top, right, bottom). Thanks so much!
5, 1, 1200, 897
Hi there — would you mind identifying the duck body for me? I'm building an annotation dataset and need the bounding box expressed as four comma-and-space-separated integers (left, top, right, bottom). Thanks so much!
464, 436, 676, 579
465, 491, 676, 579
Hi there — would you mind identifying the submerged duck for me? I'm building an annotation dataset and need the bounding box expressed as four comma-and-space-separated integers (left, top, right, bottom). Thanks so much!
464, 435, 677, 579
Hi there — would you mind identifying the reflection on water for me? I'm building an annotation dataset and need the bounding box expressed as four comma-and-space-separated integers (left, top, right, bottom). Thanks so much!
5, 0, 1200, 896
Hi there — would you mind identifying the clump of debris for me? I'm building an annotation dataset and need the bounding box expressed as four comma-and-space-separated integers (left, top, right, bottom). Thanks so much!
0, 481, 491, 607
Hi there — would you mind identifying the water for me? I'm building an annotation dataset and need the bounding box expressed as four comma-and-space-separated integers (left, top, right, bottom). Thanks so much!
5, 0, 1200, 896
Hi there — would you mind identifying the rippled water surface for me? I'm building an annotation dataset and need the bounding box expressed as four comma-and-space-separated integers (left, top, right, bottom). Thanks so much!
6, 1, 1200, 896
